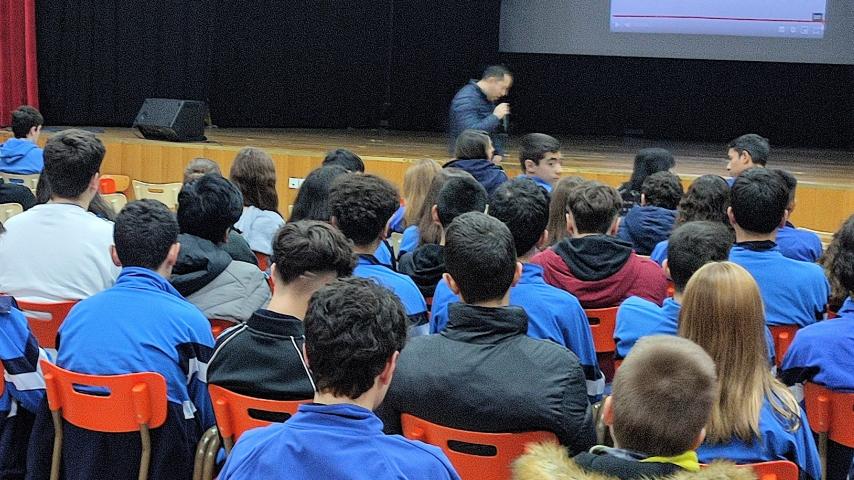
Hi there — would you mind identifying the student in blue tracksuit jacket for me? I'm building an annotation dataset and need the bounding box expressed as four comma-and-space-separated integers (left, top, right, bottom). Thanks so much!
26, 200, 215, 480
679, 262, 820, 480
218, 277, 459, 480
329, 173, 428, 333
780, 213, 854, 480
727, 169, 828, 327
770, 169, 823, 263
0, 106, 44, 174
517, 133, 563, 193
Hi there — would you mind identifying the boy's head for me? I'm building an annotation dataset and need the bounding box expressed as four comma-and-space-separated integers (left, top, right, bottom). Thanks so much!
444, 212, 521, 305
607, 335, 717, 457
489, 178, 550, 258
271, 220, 355, 288
454, 129, 494, 161
666, 221, 734, 293
177, 173, 243, 243
328, 173, 399, 247
728, 168, 788, 236
770, 168, 797, 212
641, 171, 683, 210
11, 105, 43, 140
434, 175, 487, 227
519, 133, 562, 186
322, 148, 365, 173
304, 277, 408, 404
183, 158, 221, 184
42, 129, 105, 201
112, 200, 180, 273
565, 181, 622, 236
727, 134, 769, 177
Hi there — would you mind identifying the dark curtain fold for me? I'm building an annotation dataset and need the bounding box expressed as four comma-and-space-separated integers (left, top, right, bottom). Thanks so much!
0, 0, 39, 126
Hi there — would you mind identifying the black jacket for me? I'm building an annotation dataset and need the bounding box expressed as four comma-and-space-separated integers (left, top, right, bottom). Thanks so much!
377, 303, 596, 454
398, 244, 445, 299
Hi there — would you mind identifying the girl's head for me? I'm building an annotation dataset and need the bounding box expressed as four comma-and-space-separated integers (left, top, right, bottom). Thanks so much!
289, 165, 348, 222
454, 129, 493, 161
677, 174, 730, 226
628, 148, 675, 192
546, 176, 587, 246
416, 168, 474, 246
230, 147, 279, 213
184, 158, 222, 185
403, 159, 442, 228
821, 213, 854, 305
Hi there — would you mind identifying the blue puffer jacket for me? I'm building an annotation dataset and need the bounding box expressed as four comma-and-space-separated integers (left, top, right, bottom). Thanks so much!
447, 80, 505, 154
442, 159, 508, 196
617, 205, 677, 256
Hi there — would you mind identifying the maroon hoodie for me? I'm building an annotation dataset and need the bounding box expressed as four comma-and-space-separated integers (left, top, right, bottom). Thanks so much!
532, 235, 667, 308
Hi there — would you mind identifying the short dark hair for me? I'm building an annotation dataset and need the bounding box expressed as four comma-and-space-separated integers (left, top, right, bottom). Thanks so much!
642, 171, 683, 210
677, 175, 730, 226
769, 169, 797, 207
445, 212, 516, 304
566, 181, 622, 234
42, 129, 105, 199
436, 176, 487, 227
11, 106, 43, 138
667, 221, 734, 292
482, 65, 511, 80
328, 173, 399, 246
271, 220, 356, 284
489, 178, 549, 256
114, 200, 179, 270
730, 168, 788, 234
628, 148, 675, 192
828, 214, 854, 294
289, 165, 348, 222
322, 148, 365, 173
728, 134, 770, 167
304, 277, 408, 399
519, 133, 560, 170
177, 173, 244, 243
454, 129, 491, 160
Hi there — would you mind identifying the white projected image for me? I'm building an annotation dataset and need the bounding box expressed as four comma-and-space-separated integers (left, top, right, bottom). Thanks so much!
610, 0, 827, 38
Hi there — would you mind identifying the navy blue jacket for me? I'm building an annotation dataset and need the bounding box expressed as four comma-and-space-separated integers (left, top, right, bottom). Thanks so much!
617, 205, 677, 256
448, 80, 505, 154
442, 159, 508, 196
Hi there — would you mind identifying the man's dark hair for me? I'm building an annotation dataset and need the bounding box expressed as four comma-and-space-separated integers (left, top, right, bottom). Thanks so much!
769, 169, 797, 206
436, 176, 487, 227
289, 165, 348, 222
677, 175, 730, 226
482, 65, 511, 80
454, 129, 491, 160
489, 178, 549, 256
328, 173, 399, 246
271, 220, 356, 284
322, 148, 365, 173
42, 129, 105, 199
114, 199, 179, 270
828, 214, 854, 294
445, 212, 516, 304
641, 171, 684, 210
11, 105, 43, 138
667, 221, 733, 292
627, 148, 675, 192
518, 133, 560, 170
728, 134, 770, 167
304, 277, 408, 399
566, 181, 622, 234
177, 173, 243, 243
730, 168, 788, 234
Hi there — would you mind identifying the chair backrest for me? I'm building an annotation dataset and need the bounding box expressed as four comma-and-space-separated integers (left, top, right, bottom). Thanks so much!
209, 384, 307, 444
209, 319, 236, 339
0, 202, 24, 222
0, 362, 5, 397
132, 180, 182, 210
769, 325, 799, 368
41, 360, 168, 432
804, 382, 854, 447
99, 177, 117, 194
585, 307, 618, 353
102, 193, 128, 214
101, 174, 131, 193
742, 460, 800, 480
0, 172, 39, 193
400, 413, 558, 480
255, 252, 269, 272
16, 300, 77, 349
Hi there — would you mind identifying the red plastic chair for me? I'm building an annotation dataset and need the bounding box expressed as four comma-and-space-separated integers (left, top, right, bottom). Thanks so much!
16, 300, 77, 349
401, 413, 558, 480
99, 177, 117, 194
741, 460, 800, 480
0, 363, 4, 397
255, 252, 269, 272
208, 384, 307, 453
804, 382, 854, 478
209, 319, 236, 339
586, 307, 618, 380
769, 325, 799, 368
41, 360, 168, 480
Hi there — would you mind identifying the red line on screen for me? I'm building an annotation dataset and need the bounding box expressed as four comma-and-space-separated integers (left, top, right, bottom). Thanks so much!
612, 15, 823, 23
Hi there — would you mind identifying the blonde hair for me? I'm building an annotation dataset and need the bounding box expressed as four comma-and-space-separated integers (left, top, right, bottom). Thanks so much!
678, 262, 801, 444
403, 159, 442, 227
546, 176, 587, 246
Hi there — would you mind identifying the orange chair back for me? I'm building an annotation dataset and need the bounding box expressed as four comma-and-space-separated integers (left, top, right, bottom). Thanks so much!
41, 360, 168, 432
209, 319, 236, 339
0, 362, 4, 398
804, 382, 854, 447
99, 177, 117, 194
209, 385, 307, 446
255, 252, 269, 272
16, 300, 77, 349
401, 413, 558, 480
585, 307, 618, 353
769, 325, 799, 368
742, 460, 799, 480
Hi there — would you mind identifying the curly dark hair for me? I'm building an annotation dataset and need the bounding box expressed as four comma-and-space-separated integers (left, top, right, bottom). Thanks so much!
328, 173, 399, 246
820, 214, 854, 308
641, 171, 683, 210
676, 175, 730, 226
271, 221, 355, 284
177, 173, 243, 243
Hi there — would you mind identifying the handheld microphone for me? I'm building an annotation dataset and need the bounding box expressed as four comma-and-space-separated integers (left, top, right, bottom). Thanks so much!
503, 113, 510, 132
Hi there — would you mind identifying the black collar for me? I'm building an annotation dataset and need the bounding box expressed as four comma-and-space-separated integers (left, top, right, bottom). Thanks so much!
246, 309, 304, 337
443, 303, 529, 344
735, 240, 777, 252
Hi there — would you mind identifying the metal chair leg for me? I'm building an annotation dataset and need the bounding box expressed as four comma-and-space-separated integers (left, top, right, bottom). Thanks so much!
138, 423, 151, 480
818, 432, 828, 480
49, 410, 63, 480
202, 428, 222, 480
193, 427, 216, 480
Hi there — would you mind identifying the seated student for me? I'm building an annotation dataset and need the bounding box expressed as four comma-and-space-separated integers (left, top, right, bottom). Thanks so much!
781, 213, 854, 480
288, 164, 348, 222
679, 262, 820, 480
533, 181, 668, 308
546, 175, 587, 247
726, 133, 769, 184
399, 175, 487, 299
618, 148, 675, 216
0, 106, 44, 174
217, 277, 460, 480
728, 168, 828, 327
517, 133, 562, 192
27, 200, 215, 480
443, 129, 508, 195
378, 212, 595, 454
328, 173, 428, 331
229, 147, 285, 257
770, 169, 823, 263
618, 171, 683, 256
171, 174, 271, 322
0, 129, 119, 301
514, 336, 722, 480
397, 159, 443, 257
431, 178, 604, 399
0, 181, 36, 211
207, 220, 355, 400
322, 147, 365, 173
35, 173, 116, 221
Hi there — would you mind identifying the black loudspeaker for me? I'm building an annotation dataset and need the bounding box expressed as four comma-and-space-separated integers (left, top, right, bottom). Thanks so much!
133, 98, 207, 142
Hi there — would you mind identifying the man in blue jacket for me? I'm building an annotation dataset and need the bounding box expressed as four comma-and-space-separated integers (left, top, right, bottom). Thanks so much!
448, 65, 512, 161
0, 106, 44, 174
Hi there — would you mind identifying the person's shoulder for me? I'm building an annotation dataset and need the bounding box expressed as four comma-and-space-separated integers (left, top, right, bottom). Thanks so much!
777, 254, 825, 279
631, 253, 667, 276
618, 295, 659, 313
383, 434, 458, 475
521, 280, 582, 308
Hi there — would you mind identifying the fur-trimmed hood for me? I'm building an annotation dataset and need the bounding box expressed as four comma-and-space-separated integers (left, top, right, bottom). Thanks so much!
513, 443, 758, 480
